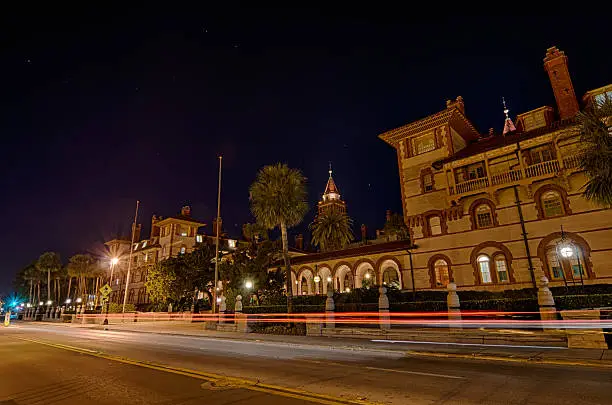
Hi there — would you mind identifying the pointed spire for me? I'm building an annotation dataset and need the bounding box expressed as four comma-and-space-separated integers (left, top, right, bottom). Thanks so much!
502, 97, 516, 135
323, 163, 340, 199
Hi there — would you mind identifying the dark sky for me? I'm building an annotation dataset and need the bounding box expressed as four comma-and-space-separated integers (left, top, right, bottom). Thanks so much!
1, 8, 609, 293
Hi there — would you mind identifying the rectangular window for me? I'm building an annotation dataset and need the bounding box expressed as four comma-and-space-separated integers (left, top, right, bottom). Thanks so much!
543, 198, 563, 217
479, 262, 492, 283
423, 173, 433, 192
412, 133, 436, 155
478, 261, 493, 283
196, 235, 203, 243
476, 212, 492, 228
429, 217, 442, 236
572, 264, 584, 277
496, 259, 509, 282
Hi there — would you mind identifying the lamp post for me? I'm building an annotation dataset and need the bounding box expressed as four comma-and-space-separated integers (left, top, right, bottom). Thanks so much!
104, 257, 119, 326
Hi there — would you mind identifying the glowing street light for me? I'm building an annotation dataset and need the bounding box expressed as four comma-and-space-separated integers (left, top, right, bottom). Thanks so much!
65, 298, 71, 304
245, 280, 253, 290
76, 297, 82, 304
38, 301, 44, 306
326, 276, 332, 283
365, 272, 371, 279
111, 257, 119, 265
313, 276, 321, 283
46, 300, 52, 306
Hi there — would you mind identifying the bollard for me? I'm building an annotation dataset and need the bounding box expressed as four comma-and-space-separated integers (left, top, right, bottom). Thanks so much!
378, 286, 390, 330
447, 282, 462, 327
537, 276, 557, 327
325, 286, 335, 329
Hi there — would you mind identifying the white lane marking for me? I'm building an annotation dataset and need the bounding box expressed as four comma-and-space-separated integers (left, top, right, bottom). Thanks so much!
364, 366, 465, 379
371, 339, 566, 350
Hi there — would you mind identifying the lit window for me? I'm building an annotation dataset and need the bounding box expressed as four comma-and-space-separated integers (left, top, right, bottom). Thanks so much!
429, 216, 442, 236
228, 239, 236, 249
196, 235, 203, 243
495, 256, 509, 282
181, 232, 188, 237
133, 243, 139, 251
423, 173, 433, 192
477, 255, 492, 283
180, 246, 186, 254
142, 241, 147, 248
542, 191, 564, 218
433, 259, 450, 287
412, 133, 436, 155
476, 205, 493, 228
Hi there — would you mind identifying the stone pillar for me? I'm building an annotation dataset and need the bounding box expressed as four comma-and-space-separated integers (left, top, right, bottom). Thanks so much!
537, 276, 557, 326
234, 295, 243, 314
219, 296, 226, 324
379, 286, 390, 330
80, 302, 87, 324
54, 306, 60, 319
447, 282, 462, 325
235, 313, 251, 333
325, 285, 335, 329
561, 309, 608, 349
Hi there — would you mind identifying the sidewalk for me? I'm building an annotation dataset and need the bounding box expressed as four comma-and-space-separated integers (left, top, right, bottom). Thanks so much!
32, 320, 612, 369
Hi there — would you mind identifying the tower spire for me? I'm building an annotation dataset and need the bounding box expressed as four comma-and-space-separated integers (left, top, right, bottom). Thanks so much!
502, 97, 516, 135
328, 162, 332, 177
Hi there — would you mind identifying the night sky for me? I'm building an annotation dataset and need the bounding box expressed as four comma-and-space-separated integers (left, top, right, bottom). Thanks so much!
1, 8, 610, 293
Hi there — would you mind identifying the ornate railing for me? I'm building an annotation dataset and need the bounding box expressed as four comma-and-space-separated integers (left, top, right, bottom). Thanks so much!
454, 177, 489, 194
526, 160, 560, 178
491, 169, 522, 186
563, 153, 584, 170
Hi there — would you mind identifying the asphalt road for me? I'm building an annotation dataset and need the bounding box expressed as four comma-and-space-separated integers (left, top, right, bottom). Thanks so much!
1, 324, 611, 405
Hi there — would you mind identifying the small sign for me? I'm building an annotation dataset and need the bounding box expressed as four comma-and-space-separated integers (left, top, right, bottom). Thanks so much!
99, 284, 112, 297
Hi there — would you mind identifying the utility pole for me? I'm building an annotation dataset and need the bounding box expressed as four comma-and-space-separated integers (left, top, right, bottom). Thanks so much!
122, 200, 140, 313
213, 156, 222, 314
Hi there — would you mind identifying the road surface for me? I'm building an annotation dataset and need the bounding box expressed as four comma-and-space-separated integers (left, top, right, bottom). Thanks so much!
1, 323, 610, 404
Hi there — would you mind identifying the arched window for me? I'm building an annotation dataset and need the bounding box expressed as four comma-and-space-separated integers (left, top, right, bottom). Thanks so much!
475, 204, 493, 228
429, 216, 442, 236
546, 242, 587, 281
494, 255, 509, 282
128, 289, 135, 304
477, 255, 492, 283
300, 277, 308, 295
434, 259, 450, 287
541, 191, 564, 218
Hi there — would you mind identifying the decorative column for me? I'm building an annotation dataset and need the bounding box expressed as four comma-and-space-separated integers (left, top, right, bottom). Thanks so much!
537, 276, 557, 327
447, 282, 462, 325
234, 295, 243, 314
378, 286, 390, 330
325, 284, 335, 329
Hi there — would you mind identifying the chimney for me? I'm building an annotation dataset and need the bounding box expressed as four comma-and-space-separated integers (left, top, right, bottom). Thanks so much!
181, 206, 191, 217
151, 215, 160, 237
543, 46, 579, 120
295, 234, 304, 250
361, 224, 367, 241
386, 210, 392, 222
132, 223, 142, 242
446, 96, 465, 114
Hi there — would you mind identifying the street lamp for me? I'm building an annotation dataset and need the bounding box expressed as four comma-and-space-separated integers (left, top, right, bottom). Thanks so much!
313, 275, 321, 295
104, 257, 119, 326
245, 280, 253, 290
556, 228, 584, 287
46, 300, 52, 306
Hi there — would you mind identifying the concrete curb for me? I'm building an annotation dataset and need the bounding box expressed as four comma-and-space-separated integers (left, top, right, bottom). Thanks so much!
405, 349, 612, 369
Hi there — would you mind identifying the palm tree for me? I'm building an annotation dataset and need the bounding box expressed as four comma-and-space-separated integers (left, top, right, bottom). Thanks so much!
242, 222, 269, 250
578, 99, 612, 206
67, 254, 95, 301
37, 252, 62, 303
309, 210, 354, 252
249, 163, 308, 312
23, 264, 38, 304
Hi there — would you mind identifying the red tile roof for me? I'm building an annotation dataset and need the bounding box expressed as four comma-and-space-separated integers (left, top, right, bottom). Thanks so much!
441, 117, 578, 164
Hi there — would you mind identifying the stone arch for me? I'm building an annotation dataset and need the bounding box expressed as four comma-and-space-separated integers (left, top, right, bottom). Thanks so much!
537, 231, 595, 279
427, 254, 453, 288
353, 258, 377, 288
533, 183, 572, 220
297, 268, 314, 295
377, 258, 402, 289
470, 241, 515, 284
333, 263, 353, 292
316, 265, 333, 295
290, 270, 298, 296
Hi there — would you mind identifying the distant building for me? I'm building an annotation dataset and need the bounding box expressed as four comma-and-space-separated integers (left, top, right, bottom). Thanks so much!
105, 206, 240, 308
317, 165, 347, 217
282, 47, 612, 295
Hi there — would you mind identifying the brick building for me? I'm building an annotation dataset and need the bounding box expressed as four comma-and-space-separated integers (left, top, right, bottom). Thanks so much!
288, 46, 612, 295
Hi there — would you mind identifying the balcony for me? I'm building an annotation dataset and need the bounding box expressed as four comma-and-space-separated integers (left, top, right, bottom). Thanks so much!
450, 158, 569, 197
525, 159, 560, 178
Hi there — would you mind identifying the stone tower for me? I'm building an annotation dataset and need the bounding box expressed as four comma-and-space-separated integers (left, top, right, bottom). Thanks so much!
543, 46, 579, 120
